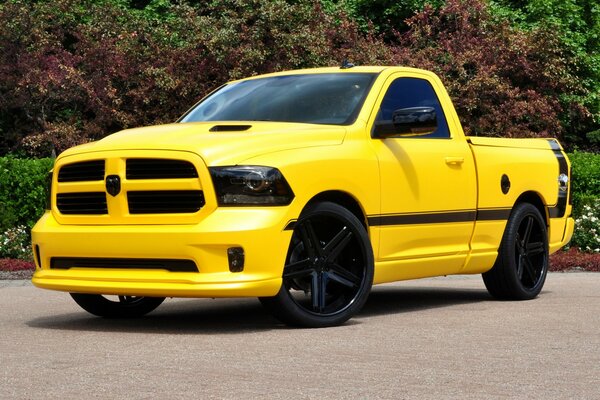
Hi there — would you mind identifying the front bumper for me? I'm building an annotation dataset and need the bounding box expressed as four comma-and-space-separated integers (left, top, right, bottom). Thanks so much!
31, 208, 292, 298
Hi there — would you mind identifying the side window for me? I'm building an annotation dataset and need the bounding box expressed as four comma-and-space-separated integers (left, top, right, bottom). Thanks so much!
376, 78, 450, 138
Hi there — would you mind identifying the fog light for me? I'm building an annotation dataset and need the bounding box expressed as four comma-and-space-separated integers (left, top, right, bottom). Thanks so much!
227, 247, 245, 272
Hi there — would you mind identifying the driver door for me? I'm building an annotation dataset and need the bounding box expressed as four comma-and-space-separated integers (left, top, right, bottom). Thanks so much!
369, 73, 477, 276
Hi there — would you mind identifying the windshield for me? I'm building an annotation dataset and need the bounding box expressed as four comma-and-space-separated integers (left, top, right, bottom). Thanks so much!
180, 73, 376, 125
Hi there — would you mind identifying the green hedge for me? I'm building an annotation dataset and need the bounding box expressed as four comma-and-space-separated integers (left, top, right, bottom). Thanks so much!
568, 151, 600, 215
0, 156, 54, 231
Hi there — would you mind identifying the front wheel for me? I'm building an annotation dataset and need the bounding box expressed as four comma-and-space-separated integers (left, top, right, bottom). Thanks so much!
482, 203, 549, 300
70, 293, 165, 318
260, 202, 374, 327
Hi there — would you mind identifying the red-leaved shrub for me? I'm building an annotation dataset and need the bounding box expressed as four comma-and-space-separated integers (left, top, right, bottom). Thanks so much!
549, 248, 600, 272
0, 258, 35, 271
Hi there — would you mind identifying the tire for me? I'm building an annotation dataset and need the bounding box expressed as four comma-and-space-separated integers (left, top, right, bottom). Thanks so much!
260, 202, 374, 327
70, 293, 165, 318
482, 203, 549, 300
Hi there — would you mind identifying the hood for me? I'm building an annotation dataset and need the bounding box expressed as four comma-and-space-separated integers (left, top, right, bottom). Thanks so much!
60, 122, 346, 165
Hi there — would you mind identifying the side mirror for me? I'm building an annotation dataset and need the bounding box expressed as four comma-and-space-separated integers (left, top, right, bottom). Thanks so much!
373, 107, 437, 138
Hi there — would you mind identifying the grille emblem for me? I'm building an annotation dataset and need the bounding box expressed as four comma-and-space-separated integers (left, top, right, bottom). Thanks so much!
105, 175, 121, 197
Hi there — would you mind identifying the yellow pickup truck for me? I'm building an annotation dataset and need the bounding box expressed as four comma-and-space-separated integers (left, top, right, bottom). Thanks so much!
32, 66, 574, 327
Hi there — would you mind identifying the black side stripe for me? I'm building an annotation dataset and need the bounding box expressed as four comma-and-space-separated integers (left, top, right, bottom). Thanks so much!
284, 208, 513, 230
476, 208, 512, 221
367, 211, 476, 226
367, 209, 514, 226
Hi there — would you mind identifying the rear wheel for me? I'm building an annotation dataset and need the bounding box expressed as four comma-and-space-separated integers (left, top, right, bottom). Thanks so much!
260, 202, 374, 327
70, 293, 165, 318
483, 203, 549, 300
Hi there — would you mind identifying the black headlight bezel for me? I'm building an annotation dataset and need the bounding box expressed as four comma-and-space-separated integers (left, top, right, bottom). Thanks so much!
209, 166, 295, 206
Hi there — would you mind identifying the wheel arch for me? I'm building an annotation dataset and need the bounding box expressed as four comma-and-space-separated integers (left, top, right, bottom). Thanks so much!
513, 191, 548, 226
304, 190, 368, 229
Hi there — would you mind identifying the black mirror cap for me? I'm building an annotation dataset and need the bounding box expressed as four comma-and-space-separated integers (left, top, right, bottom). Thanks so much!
373, 107, 437, 138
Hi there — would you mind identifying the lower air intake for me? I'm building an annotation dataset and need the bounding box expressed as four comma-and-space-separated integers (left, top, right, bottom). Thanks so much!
50, 257, 198, 272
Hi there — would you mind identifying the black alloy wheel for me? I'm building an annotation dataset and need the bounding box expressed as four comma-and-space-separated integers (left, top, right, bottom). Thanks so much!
483, 202, 549, 300
260, 202, 374, 327
70, 293, 165, 318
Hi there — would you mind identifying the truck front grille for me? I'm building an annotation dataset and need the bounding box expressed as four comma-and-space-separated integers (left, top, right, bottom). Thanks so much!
53, 153, 206, 222
127, 190, 205, 214
56, 192, 108, 214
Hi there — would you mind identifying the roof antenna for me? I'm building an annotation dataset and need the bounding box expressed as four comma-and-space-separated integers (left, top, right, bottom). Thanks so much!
340, 59, 355, 69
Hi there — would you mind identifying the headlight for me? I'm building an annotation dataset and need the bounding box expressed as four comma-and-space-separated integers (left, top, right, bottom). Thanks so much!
209, 166, 294, 206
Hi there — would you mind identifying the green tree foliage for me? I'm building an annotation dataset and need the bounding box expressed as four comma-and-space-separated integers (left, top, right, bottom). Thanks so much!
321, 0, 445, 35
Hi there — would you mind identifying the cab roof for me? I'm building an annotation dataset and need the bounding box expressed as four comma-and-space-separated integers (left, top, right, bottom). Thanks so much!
227, 66, 435, 83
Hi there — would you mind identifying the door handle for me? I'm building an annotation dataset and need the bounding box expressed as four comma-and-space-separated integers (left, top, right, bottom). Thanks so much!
445, 156, 464, 165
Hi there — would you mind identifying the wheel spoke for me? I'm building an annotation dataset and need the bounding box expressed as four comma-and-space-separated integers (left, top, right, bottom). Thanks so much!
515, 233, 524, 253
298, 220, 323, 258
517, 256, 524, 280
118, 295, 141, 305
311, 271, 328, 312
328, 269, 357, 288
522, 257, 537, 283
320, 272, 328, 311
283, 258, 313, 279
526, 241, 544, 256
522, 216, 534, 245
118, 296, 131, 304
323, 226, 353, 262
329, 263, 360, 287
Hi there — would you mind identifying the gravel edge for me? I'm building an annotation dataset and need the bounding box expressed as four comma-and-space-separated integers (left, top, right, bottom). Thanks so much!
0, 270, 34, 280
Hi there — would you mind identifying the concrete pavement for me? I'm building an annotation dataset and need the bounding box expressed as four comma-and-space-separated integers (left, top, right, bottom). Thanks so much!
1, 273, 599, 399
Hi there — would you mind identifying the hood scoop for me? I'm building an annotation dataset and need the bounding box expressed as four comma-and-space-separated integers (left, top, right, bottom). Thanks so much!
209, 124, 252, 132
